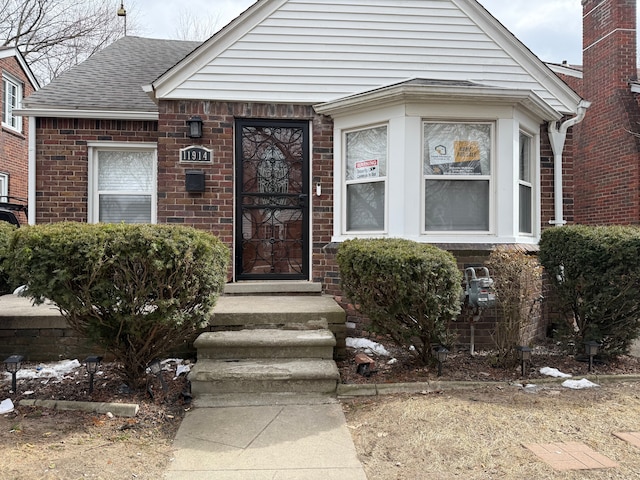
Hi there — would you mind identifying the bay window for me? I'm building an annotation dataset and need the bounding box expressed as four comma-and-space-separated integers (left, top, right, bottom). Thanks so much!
519, 132, 533, 234
88, 144, 157, 224
423, 122, 492, 232
345, 125, 387, 232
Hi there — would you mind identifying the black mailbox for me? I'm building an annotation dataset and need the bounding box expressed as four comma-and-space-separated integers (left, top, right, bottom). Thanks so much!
185, 170, 205, 192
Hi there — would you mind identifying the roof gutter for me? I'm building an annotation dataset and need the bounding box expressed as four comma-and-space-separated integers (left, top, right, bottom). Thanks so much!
547, 99, 591, 226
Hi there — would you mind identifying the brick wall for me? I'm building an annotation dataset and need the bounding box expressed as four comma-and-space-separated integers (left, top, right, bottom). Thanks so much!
35, 118, 158, 223
1, 55, 36, 224
157, 100, 337, 285
574, 0, 640, 225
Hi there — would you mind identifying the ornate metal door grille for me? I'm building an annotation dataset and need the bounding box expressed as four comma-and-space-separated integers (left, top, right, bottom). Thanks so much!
235, 120, 309, 280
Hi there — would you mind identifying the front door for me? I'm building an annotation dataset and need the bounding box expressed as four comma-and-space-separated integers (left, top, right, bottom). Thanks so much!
235, 119, 310, 280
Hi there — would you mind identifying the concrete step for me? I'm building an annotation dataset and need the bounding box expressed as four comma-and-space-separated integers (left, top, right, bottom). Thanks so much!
189, 358, 340, 395
224, 281, 322, 296
192, 392, 339, 408
194, 329, 336, 360
211, 295, 345, 330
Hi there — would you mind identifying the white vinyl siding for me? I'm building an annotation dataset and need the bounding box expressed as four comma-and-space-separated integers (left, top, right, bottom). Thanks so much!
166, 0, 573, 112
88, 143, 157, 224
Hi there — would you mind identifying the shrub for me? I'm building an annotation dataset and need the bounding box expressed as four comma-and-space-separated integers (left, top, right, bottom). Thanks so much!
8, 223, 230, 388
539, 225, 640, 356
0, 222, 18, 294
337, 238, 462, 363
486, 247, 542, 366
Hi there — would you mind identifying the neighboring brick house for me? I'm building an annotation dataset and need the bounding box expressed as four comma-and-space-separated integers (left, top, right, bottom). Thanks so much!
0, 47, 38, 222
551, 0, 640, 226
17, 0, 587, 346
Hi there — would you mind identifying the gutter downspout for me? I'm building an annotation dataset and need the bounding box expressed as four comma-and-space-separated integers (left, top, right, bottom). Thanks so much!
547, 99, 591, 226
27, 115, 36, 225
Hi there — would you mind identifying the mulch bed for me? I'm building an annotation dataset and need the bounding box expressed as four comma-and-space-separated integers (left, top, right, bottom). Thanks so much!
337, 337, 640, 385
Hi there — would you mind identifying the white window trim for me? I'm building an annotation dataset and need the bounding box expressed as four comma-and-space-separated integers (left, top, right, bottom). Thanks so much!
329, 103, 543, 246
2, 73, 22, 133
342, 123, 389, 235
87, 142, 157, 224
421, 121, 495, 235
0, 173, 8, 202
518, 130, 535, 236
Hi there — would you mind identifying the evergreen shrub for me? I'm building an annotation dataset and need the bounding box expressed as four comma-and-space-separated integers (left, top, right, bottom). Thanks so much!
0, 222, 17, 294
8, 222, 229, 388
337, 238, 462, 363
539, 225, 640, 356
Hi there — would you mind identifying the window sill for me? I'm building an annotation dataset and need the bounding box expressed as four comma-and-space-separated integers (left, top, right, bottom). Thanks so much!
1, 124, 25, 139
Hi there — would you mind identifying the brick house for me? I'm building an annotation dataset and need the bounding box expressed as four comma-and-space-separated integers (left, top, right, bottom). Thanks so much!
0, 47, 38, 223
551, 0, 640, 226
17, 0, 586, 347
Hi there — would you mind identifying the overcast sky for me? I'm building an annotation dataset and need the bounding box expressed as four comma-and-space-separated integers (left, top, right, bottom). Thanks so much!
130, 0, 584, 65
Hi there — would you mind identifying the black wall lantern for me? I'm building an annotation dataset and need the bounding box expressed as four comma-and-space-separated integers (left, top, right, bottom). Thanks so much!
186, 116, 203, 138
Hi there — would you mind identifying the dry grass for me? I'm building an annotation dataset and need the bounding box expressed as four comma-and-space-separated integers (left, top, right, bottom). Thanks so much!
343, 381, 640, 479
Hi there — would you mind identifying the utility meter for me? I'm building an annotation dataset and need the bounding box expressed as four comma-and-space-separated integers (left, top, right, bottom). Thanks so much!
464, 267, 496, 309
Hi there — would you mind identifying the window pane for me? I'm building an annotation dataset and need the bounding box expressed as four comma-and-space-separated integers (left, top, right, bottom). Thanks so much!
98, 151, 154, 191
425, 180, 489, 231
424, 123, 491, 176
347, 182, 385, 231
346, 126, 387, 181
99, 195, 151, 223
519, 133, 531, 182
519, 184, 532, 234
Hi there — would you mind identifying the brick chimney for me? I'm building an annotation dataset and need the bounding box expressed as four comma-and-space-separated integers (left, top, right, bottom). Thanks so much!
575, 0, 640, 224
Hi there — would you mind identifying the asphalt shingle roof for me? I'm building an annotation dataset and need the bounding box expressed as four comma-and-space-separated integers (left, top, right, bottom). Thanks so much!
23, 36, 201, 113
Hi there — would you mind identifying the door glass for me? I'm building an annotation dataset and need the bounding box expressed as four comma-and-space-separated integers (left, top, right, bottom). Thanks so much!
238, 124, 307, 277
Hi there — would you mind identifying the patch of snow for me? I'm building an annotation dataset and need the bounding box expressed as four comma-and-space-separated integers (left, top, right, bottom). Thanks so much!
387, 358, 398, 365
9, 359, 82, 382
0, 398, 14, 414
562, 378, 599, 389
540, 367, 572, 378
346, 337, 391, 356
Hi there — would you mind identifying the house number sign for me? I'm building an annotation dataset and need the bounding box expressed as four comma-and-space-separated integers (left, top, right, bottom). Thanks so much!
180, 146, 212, 163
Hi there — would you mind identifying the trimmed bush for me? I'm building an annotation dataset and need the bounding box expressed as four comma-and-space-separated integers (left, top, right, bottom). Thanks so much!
337, 238, 462, 363
8, 223, 230, 388
0, 222, 18, 294
486, 247, 542, 366
539, 225, 640, 356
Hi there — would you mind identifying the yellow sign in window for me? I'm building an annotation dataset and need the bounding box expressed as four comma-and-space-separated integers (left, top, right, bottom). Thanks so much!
454, 141, 480, 163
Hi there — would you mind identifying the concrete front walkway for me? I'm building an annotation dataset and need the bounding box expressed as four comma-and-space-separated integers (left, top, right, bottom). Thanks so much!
164, 400, 368, 480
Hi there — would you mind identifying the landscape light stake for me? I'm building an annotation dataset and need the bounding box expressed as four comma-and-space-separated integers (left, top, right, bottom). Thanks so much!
516, 346, 532, 377
435, 346, 449, 377
84, 355, 102, 394
584, 341, 600, 372
4, 355, 24, 394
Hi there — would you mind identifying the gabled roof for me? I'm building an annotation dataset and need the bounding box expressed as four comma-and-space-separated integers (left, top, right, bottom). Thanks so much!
147, 0, 582, 117
22, 37, 200, 119
0, 46, 40, 91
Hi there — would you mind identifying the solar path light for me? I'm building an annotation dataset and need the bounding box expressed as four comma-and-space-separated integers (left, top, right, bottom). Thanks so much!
84, 355, 102, 394
516, 346, 532, 377
4, 355, 24, 393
